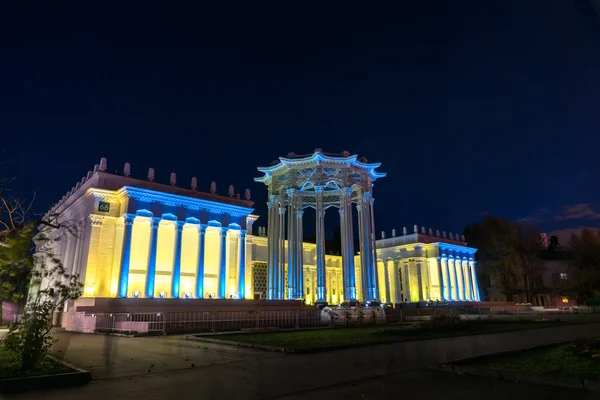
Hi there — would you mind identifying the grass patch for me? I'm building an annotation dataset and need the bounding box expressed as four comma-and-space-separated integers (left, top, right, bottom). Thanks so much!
470, 341, 600, 380
0, 346, 71, 379
215, 319, 567, 351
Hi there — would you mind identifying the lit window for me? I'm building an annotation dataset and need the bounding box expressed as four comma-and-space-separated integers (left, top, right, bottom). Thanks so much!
560, 272, 568, 280
562, 296, 569, 303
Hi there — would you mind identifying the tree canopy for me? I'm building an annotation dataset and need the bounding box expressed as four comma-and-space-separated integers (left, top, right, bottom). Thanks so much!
568, 228, 600, 303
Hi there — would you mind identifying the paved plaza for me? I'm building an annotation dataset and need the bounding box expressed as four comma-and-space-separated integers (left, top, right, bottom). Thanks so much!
4, 322, 600, 400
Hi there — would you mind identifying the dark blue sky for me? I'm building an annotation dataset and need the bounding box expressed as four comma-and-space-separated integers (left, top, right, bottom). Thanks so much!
2, 2, 600, 242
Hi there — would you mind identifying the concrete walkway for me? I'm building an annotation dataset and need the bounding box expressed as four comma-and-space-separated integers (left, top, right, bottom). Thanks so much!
6, 322, 600, 399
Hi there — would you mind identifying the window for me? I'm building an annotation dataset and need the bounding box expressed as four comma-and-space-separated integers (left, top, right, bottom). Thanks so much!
562, 296, 569, 303
534, 273, 544, 287
554, 272, 568, 287
552, 273, 560, 287
560, 272, 568, 280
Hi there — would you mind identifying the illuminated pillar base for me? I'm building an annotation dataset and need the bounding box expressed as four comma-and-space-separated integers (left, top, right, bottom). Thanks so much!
348, 286, 356, 300
317, 286, 326, 301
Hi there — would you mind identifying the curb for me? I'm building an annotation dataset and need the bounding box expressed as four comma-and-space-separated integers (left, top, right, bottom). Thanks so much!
0, 356, 92, 394
430, 342, 600, 392
184, 321, 591, 355
185, 335, 291, 353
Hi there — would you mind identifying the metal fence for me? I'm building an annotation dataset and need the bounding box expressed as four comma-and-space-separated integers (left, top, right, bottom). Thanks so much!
391, 305, 600, 323
77, 305, 599, 334
90, 309, 329, 334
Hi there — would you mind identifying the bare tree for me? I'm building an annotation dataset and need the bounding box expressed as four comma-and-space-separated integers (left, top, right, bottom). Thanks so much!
515, 222, 545, 304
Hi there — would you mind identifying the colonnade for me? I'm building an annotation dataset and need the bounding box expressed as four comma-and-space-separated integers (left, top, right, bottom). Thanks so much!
267, 186, 379, 302
83, 212, 247, 299
377, 256, 480, 303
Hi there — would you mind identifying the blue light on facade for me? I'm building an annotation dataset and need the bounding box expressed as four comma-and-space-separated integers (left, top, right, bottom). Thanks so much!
219, 229, 228, 298
118, 214, 135, 298
145, 217, 160, 298
172, 221, 184, 299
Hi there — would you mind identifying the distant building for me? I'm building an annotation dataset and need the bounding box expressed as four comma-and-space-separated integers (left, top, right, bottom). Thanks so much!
483, 233, 573, 306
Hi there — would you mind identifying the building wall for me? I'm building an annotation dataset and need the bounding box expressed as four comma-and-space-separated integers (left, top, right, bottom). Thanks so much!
36, 170, 482, 306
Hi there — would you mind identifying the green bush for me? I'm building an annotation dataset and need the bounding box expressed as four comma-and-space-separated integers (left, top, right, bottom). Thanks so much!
421, 314, 466, 331
3, 250, 82, 373
571, 337, 600, 359
585, 297, 600, 307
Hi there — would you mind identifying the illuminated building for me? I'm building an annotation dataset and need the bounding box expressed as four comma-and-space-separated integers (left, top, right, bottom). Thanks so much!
34, 152, 480, 311
375, 227, 479, 303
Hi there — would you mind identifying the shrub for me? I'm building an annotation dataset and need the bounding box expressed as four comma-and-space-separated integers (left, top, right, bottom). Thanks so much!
571, 337, 600, 359
2, 242, 82, 373
421, 314, 465, 331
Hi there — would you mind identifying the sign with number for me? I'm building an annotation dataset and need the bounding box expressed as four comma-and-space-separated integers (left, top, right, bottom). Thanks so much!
98, 201, 110, 212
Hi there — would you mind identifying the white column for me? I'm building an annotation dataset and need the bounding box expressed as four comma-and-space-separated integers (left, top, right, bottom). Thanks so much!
416, 260, 424, 301
315, 186, 326, 301
286, 189, 296, 299
436, 257, 444, 301
470, 261, 481, 301
238, 230, 246, 299
339, 207, 348, 299
383, 259, 391, 303
296, 208, 304, 300
244, 234, 253, 298
462, 260, 472, 301
359, 192, 376, 300
393, 259, 402, 304
440, 257, 450, 301
278, 203, 286, 299
454, 256, 465, 301
448, 257, 458, 301
357, 202, 368, 301
369, 197, 378, 300
402, 261, 410, 302
344, 188, 356, 300
267, 195, 278, 300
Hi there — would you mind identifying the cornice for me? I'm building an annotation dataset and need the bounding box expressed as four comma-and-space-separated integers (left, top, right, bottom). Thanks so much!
88, 188, 121, 203
117, 186, 254, 217
256, 151, 386, 184
437, 242, 477, 255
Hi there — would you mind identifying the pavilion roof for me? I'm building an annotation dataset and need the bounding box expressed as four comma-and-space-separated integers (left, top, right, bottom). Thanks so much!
255, 150, 386, 184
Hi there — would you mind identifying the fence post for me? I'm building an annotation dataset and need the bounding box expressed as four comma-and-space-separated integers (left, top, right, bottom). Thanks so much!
295, 311, 300, 328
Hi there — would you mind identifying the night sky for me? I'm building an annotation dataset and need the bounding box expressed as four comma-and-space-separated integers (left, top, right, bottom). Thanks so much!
2, 2, 600, 244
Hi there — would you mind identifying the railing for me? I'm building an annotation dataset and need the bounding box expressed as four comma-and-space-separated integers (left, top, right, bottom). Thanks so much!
80, 305, 597, 334
390, 305, 600, 322
89, 308, 330, 334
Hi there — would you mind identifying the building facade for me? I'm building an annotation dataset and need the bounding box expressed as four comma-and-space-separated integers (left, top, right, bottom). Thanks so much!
375, 229, 479, 303
34, 156, 480, 307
